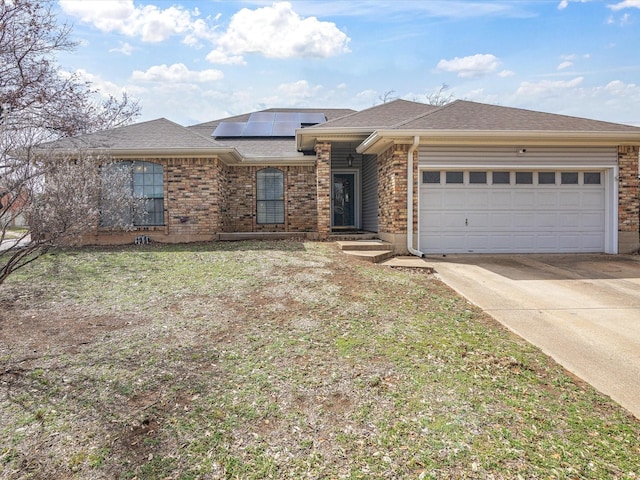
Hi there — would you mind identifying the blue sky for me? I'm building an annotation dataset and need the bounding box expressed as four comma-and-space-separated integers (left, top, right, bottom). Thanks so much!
54, 0, 640, 126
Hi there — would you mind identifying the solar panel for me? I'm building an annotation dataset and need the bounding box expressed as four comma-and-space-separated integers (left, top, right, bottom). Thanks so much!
274, 112, 299, 122
212, 112, 327, 138
242, 121, 273, 136
272, 122, 299, 136
248, 112, 276, 122
299, 113, 326, 125
212, 122, 245, 137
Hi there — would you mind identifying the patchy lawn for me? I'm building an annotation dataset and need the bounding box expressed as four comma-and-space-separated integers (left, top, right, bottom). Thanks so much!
1, 241, 639, 479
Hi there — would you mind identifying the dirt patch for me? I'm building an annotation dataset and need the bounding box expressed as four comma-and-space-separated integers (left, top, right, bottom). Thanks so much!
0, 304, 148, 356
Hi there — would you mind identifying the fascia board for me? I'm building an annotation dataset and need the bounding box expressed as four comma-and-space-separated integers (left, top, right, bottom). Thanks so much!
358, 130, 640, 154
296, 127, 373, 151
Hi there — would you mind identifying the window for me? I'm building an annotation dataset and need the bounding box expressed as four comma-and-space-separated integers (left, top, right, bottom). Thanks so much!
257, 168, 284, 224
561, 172, 579, 184
423, 171, 440, 184
515, 172, 533, 184
584, 172, 601, 185
101, 161, 164, 227
538, 172, 556, 184
446, 171, 464, 184
133, 162, 164, 225
492, 171, 510, 184
469, 171, 487, 184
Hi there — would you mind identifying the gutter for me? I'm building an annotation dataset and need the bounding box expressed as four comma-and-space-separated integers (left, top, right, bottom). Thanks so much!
407, 135, 423, 258
358, 129, 640, 155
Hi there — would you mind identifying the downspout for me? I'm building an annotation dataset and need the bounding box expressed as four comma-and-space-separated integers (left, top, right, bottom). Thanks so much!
407, 135, 423, 257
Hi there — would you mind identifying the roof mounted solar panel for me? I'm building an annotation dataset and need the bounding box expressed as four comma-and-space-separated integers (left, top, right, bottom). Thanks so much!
248, 112, 276, 122
272, 121, 299, 136
211, 122, 245, 137
212, 111, 327, 138
274, 112, 299, 122
242, 121, 273, 136
299, 113, 326, 125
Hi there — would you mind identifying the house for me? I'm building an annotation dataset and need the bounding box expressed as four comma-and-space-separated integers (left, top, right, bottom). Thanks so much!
0, 184, 28, 228
50, 99, 640, 255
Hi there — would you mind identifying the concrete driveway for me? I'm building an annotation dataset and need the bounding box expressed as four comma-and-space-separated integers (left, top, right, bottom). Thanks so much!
426, 254, 640, 419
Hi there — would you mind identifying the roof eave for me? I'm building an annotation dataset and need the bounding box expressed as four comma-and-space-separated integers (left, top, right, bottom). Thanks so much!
357, 130, 640, 154
296, 127, 374, 151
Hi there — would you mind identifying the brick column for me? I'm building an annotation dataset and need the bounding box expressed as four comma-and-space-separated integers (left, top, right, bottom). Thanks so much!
618, 145, 640, 253
316, 142, 331, 238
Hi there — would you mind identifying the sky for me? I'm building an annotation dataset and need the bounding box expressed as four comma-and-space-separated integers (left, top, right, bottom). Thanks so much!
53, 0, 640, 127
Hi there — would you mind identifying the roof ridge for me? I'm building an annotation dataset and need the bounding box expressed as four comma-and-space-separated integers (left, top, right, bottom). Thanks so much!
320, 99, 426, 127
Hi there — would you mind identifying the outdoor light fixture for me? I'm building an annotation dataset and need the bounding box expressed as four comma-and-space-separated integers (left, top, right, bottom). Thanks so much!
347, 153, 354, 168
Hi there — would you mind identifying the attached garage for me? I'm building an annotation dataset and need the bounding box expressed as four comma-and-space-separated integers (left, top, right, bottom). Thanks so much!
418, 147, 618, 254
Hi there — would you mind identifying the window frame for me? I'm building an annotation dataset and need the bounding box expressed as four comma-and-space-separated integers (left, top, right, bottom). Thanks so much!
100, 160, 165, 227
256, 168, 285, 224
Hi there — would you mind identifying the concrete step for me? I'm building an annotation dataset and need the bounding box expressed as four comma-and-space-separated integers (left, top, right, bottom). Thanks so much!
342, 249, 395, 263
335, 240, 393, 252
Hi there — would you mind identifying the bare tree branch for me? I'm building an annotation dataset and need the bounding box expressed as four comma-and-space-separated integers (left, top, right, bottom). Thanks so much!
1, 0, 142, 286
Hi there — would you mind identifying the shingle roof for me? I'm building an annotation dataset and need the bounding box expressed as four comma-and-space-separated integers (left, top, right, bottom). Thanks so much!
49, 118, 223, 151
216, 138, 303, 158
396, 100, 640, 132
312, 99, 438, 129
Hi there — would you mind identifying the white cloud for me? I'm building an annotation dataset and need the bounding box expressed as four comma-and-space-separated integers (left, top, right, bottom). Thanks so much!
516, 77, 584, 97
109, 42, 135, 56
58, 0, 216, 43
558, 0, 592, 10
131, 64, 224, 83
206, 1, 350, 64
436, 54, 501, 78
608, 0, 640, 11
557, 61, 574, 70
498, 70, 515, 77
276, 80, 323, 101
205, 49, 246, 65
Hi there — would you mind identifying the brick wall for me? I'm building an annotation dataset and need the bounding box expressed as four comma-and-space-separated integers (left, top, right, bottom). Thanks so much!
166, 157, 227, 235
224, 165, 317, 233
316, 142, 331, 237
618, 146, 639, 251
377, 144, 409, 235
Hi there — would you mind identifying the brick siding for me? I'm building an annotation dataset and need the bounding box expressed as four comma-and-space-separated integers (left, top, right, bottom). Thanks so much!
224, 165, 317, 232
618, 145, 639, 234
377, 144, 409, 235
315, 142, 331, 237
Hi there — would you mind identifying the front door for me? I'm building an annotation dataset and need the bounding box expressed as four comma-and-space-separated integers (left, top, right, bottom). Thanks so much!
332, 173, 355, 228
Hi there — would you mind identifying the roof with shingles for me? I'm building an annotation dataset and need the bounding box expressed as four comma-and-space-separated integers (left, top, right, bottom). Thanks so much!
395, 100, 640, 132
49, 118, 223, 151
312, 99, 438, 129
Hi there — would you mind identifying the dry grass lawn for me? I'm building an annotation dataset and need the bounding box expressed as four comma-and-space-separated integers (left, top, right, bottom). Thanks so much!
1, 241, 639, 479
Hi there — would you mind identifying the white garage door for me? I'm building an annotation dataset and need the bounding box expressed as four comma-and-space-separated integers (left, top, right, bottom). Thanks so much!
419, 170, 606, 254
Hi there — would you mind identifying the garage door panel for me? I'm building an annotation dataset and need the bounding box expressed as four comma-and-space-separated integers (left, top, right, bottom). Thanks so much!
535, 213, 559, 228
536, 191, 560, 207
583, 213, 605, 228
443, 213, 466, 227
583, 191, 605, 207
582, 234, 605, 249
513, 213, 536, 228
559, 191, 581, 207
489, 191, 513, 208
467, 235, 489, 250
513, 192, 535, 207
420, 169, 606, 254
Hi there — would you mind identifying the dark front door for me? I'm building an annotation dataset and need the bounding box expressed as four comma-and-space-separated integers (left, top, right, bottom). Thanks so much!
332, 173, 355, 228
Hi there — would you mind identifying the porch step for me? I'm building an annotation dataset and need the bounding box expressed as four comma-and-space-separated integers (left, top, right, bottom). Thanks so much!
342, 249, 395, 263
336, 240, 394, 263
335, 240, 393, 251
